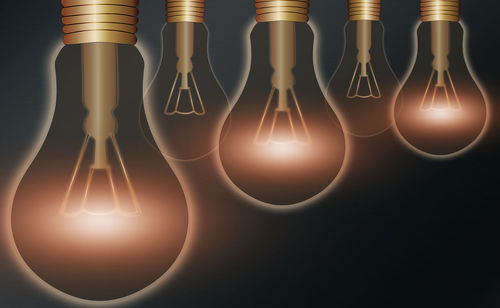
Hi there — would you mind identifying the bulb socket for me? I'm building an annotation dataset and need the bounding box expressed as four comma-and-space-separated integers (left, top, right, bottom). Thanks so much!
62, 0, 138, 45
255, 0, 310, 23
421, 0, 460, 22
166, 0, 205, 23
348, 0, 381, 21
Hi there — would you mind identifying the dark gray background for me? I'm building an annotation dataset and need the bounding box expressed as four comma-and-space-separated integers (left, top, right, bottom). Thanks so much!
1, 0, 500, 307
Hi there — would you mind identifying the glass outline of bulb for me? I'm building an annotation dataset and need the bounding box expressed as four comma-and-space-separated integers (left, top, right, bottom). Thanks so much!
6, 0, 189, 302
143, 0, 230, 162
327, 0, 400, 138
392, 0, 490, 159
217, 0, 348, 209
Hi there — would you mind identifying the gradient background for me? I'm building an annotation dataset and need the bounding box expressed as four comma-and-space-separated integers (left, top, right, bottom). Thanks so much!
1, 0, 500, 307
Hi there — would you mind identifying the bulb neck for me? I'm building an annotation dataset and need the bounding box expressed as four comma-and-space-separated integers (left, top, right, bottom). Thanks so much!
62, 0, 139, 45
255, 0, 310, 23
421, 0, 460, 22
348, 0, 381, 21
166, 0, 205, 23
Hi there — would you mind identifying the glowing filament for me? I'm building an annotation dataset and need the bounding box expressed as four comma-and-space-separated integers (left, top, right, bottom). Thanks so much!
61, 43, 141, 217
61, 136, 141, 217
420, 69, 461, 112
254, 87, 311, 145
420, 21, 461, 112
254, 21, 311, 146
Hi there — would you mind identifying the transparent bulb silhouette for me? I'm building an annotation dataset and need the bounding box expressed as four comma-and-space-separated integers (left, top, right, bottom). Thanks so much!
9, 43, 188, 301
393, 21, 488, 157
218, 21, 346, 206
144, 22, 229, 161
328, 19, 399, 137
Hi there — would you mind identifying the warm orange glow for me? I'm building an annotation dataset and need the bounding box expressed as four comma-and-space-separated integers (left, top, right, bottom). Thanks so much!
418, 107, 462, 123
256, 142, 309, 161
60, 196, 141, 218
403, 98, 483, 130
9, 138, 188, 301
218, 22, 348, 207
394, 93, 488, 158
419, 70, 461, 112
10, 182, 188, 301
219, 118, 346, 206
58, 213, 140, 243
254, 88, 311, 146
3, 42, 191, 306
60, 135, 142, 217
392, 21, 490, 159
232, 125, 340, 167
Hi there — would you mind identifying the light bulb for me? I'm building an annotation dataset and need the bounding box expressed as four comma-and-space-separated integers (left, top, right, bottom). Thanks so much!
218, 0, 347, 206
327, 0, 399, 137
393, 0, 488, 157
144, 0, 229, 161
9, 1, 188, 301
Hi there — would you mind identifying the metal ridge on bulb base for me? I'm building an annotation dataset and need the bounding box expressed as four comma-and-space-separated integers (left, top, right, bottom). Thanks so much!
421, 0, 460, 22
62, 0, 139, 45
348, 0, 381, 21
166, 0, 205, 23
255, 0, 310, 23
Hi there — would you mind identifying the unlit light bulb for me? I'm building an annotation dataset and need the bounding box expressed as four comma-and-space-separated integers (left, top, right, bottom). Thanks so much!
144, 0, 230, 161
327, 0, 399, 137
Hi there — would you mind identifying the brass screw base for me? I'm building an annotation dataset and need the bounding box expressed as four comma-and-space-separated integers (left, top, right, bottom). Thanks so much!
255, 0, 310, 23
348, 0, 381, 21
62, 0, 139, 45
166, 0, 205, 23
421, 0, 460, 22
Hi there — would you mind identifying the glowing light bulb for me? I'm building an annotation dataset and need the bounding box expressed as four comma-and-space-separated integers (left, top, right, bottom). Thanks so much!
218, 0, 347, 207
144, 0, 229, 161
393, 0, 488, 157
9, 1, 188, 301
327, 0, 399, 137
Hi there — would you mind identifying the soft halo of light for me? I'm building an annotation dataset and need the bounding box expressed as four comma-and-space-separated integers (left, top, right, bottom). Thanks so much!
420, 107, 462, 123
258, 143, 309, 161
391, 20, 491, 160
66, 212, 136, 240
215, 18, 352, 213
3, 40, 195, 307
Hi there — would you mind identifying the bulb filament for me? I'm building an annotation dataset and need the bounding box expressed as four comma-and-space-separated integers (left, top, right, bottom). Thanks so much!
255, 86, 310, 145
61, 136, 141, 217
61, 43, 141, 217
420, 21, 461, 112
420, 69, 461, 112
254, 21, 311, 146
165, 22, 205, 116
347, 20, 381, 99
